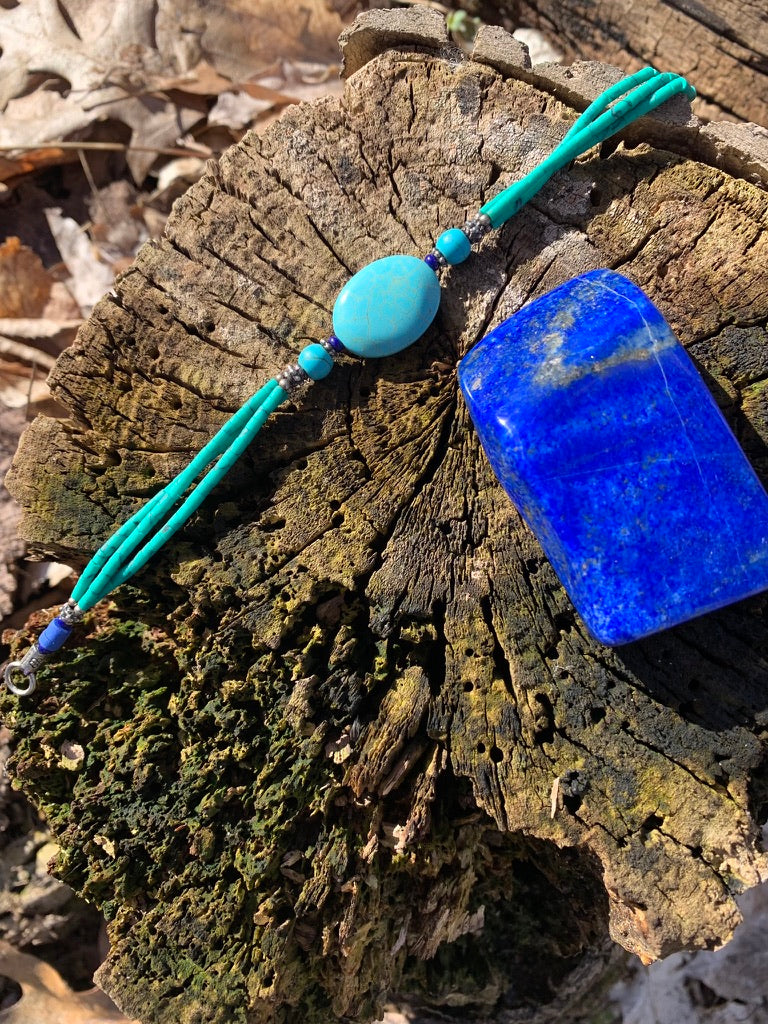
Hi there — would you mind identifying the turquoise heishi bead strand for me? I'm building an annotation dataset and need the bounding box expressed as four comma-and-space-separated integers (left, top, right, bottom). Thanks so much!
458, 269, 768, 645
298, 343, 334, 380
435, 228, 471, 265
332, 255, 441, 358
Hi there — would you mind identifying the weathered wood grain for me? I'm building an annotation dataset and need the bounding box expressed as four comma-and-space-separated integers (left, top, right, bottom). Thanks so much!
480, 0, 768, 126
4, 9, 768, 1024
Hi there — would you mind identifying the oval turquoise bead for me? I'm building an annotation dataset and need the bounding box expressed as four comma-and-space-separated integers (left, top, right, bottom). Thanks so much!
298, 342, 334, 380
435, 228, 471, 265
332, 255, 441, 358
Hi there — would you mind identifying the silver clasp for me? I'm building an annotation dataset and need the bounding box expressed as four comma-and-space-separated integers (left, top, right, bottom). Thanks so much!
3, 645, 48, 697
4, 662, 37, 696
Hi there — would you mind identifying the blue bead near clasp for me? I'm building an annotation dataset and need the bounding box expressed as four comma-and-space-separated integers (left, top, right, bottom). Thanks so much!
37, 618, 74, 654
332, 255, 441, 359
435, 228, 471, 265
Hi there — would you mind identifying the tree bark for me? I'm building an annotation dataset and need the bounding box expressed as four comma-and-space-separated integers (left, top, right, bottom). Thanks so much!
472, 0, 768, 126
4, 8, 768, 1024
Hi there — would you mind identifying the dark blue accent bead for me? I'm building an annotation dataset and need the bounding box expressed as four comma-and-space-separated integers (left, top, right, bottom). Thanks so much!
37, 617, 74, 654
326, 334, 346, 354
458, 269, 768, 645
423, 253, 440, 272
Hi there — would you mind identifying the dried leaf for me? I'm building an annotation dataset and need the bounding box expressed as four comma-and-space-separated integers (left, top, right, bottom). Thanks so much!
154, 157, 207, 195
0, 0, 200, 182
0, 0, 157, 109
107, 101, 200, 184
0, 148, 73, 188
0, 239, 52, 318
152, 59, 234, 96
0, 338, 56, 371
0, 941, 135, 1023
0, 0, 344, 151
0, 317, 82, 347
208, 90, 282, 130
249, 61, 344, 103
513, 27, 563, 65
195, 0, 346, 81
0, 366, 51, 411
87, 181, 148, 261
41, 283, 86, 324
43, 210, 116, 316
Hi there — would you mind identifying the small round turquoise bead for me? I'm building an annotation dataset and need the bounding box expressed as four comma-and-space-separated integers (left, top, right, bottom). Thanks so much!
297, 342, 334, 380
435, 228, 471, 265
332, 254, 441, 359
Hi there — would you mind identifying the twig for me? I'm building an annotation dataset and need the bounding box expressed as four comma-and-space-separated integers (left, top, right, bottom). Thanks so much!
0, 141, 211, 159
0, 337, 57, 370
77, 148, 108, 226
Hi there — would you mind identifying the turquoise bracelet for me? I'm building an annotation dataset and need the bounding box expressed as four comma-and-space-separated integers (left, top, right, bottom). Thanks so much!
3, 67, 695, 696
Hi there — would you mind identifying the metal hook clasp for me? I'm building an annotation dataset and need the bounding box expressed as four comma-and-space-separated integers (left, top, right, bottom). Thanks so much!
4, 661, 37, 697
3, 645, 48, 697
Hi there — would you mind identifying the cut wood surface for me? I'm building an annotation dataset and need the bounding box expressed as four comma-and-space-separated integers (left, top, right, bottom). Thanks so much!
4, 8, 768, 1024
507, 0, 768, 126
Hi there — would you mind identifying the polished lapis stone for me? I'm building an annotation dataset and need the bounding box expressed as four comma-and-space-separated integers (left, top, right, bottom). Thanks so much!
333, 254, 441, 359
458, 269, 768, 645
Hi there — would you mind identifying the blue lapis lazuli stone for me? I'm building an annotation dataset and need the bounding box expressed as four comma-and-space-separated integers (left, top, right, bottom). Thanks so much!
332, 254, 441, 359
458, 269, 768, 645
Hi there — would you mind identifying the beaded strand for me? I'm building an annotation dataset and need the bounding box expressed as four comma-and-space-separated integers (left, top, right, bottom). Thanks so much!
4, 67, 694, 696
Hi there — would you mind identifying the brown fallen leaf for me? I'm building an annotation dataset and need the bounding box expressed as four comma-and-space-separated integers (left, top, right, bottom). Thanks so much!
0, 0, 349, 183
0, 239, 52, 318
43, 210, 117, 317
0, 148, 77, 190
152, 58, 235, 97
0, 941, 136, 1023
196, 0, 346, 81
0, 317, 82, 352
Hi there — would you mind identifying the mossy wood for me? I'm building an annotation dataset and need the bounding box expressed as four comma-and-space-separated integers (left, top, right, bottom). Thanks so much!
5, 10, 768, 1024
481, 0, 768, 126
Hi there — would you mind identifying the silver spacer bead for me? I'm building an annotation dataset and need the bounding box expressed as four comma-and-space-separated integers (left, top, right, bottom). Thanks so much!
58, 601, 84, 627
462, 213, 493, 244
429, 247, 449, 269
276, 364, 310, 395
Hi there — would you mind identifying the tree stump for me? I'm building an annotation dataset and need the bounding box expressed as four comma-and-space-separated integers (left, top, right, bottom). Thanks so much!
4, 9, 768, 1024
491, 0, 768, 126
